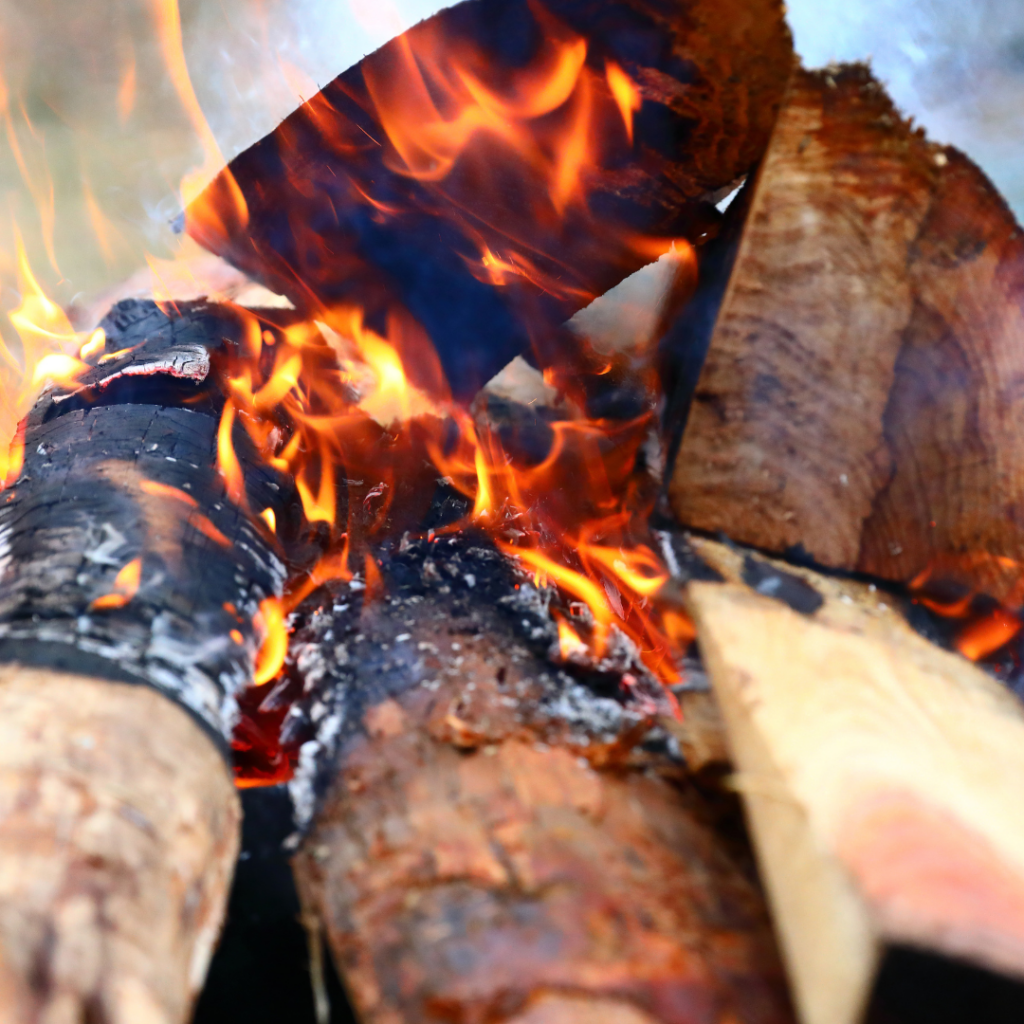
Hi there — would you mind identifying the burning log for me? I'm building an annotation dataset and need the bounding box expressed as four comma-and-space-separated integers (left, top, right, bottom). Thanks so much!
186, 0, 794, 398
666, 64, 1024, 604
0, 299, 296, 1021
679, 535, 1024, 1024
286, 531, 795, 1024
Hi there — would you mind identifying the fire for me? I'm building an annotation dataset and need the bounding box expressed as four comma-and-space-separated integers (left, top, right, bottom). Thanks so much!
0, 233, 99, 483
254, 596, 288, 686
956, 609, 1022, 663
90, 558, 143, 612
910, 564, 1024, 664
605, 62, 641, 145
557, 618, 589, 660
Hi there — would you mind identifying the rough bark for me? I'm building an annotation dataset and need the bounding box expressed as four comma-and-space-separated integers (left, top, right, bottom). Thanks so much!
286, 531, 794, 1024
0, 666, 240, 1024
186, 0, 794, 398
682, 535, 1024, 1024
668, 65, 1024, 603
0, 299, 294, 740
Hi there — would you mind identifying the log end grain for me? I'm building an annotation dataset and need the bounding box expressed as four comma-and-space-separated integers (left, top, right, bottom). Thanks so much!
0, 665, 240, 1024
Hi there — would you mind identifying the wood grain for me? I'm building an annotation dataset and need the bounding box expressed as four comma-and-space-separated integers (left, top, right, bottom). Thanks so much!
685, 539, 1024, 1024
669, 65, 1024, 602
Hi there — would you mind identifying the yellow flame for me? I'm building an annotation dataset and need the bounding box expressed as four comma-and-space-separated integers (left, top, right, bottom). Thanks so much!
90, 557, 143, 611
254, 596, 288, 685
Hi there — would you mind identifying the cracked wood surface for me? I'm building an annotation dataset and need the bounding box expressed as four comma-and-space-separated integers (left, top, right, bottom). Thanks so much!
0, 666, 239, 1024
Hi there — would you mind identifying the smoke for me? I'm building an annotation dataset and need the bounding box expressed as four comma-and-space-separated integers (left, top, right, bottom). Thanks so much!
183, 0, 1024, 217
184, 0, 457, 166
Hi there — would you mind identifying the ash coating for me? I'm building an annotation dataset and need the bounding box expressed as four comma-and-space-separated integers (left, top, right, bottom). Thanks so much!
0, 300, 301, 745
279, 504, 680, 833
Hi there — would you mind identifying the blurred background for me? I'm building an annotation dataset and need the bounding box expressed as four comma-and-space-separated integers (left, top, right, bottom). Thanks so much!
0, 0, 1022, 328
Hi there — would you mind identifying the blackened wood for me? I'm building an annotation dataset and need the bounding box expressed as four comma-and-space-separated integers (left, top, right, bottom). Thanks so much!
667, 65, 1024, 603
0, 300, 294, 742
285, 531, 794, 1024
186, 0, 793, 398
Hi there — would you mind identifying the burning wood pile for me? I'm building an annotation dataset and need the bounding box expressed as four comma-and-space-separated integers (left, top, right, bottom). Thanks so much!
3, 0, 1024, 1022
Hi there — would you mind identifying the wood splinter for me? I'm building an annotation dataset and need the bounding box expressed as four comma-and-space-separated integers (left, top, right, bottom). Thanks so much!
684, 537, 1024, 1024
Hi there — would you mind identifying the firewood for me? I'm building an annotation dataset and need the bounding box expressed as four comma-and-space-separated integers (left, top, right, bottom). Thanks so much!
0, 299, 295, 1019
667, 65, 1024, 604
0, 666, 239, 1023
681, 535, 1024, 1024
186, 0, 794, 398
287, 532, 795, 1024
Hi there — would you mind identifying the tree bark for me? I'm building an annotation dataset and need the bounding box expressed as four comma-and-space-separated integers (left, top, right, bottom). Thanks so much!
668, 65, 1024, 603
0, 299, 294, 1020
286, 532, 794, 1024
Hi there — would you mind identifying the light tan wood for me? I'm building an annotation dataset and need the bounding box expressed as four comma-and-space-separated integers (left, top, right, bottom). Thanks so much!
0, 665, 240, 1024
685, 540, 1024, 1024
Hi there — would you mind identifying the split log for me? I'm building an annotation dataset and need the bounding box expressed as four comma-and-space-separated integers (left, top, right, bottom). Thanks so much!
286, 531, 795, 1024
680, 535, 1024, 1024
0, 299, 295, 1021
186, 0, 794, 398
667, 65, 1024, 604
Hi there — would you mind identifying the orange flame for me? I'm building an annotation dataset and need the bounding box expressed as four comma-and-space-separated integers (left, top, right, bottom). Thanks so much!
254, 596, 288, 685
0, 231, 99, 485
90, 557, 143, 612
557, 617, 589, 660
605, 62, 641, 144
152, 0, 248, 246
956, 609, 1022, 662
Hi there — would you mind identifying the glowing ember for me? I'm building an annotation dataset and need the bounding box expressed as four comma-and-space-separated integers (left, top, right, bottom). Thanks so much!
90, 557, 143, 612
957, 609, 1023, 663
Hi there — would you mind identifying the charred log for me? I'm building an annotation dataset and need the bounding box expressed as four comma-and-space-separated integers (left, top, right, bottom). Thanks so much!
284, 528, 794, 1024
666, 65, 1024, 604
186, 0, 794, 398
0, 299, 301, 1022
0, 299, 299, 740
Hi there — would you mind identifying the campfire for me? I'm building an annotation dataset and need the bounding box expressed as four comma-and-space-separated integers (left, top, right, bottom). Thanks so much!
3, 1, 1024, 1023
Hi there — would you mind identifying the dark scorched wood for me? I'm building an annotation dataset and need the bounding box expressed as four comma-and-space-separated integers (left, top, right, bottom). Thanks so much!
186, 0, 794, 398
0, 299, 297, 742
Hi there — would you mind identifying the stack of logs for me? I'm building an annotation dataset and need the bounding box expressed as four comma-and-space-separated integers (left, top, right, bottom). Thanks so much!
3, 1, 1024, 1024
